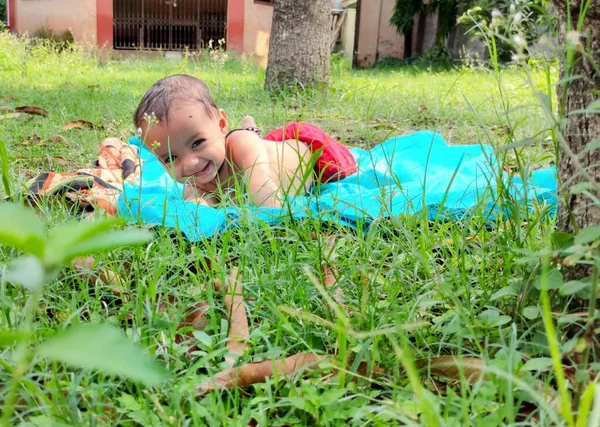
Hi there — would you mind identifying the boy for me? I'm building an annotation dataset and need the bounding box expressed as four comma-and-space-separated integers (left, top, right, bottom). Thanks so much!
134, 74, 313, 207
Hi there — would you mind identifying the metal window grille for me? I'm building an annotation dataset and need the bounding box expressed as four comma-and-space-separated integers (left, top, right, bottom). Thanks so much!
113, 0, 227, 50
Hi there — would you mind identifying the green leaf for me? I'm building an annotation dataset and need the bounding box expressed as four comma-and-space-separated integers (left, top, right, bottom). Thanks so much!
574, 225, 600, 245
492, 315, 512, 327
570, 182, 595, 194
19, 415, 71, 427
534, 269, 563, 290
522, 306, 539, 320
569, 99, 600, 114
118, 393, 142, 412
582, 137, 600, 153
192, 330, 213, 348
3, 256, 45, 291
496, 138, 537, 152
559, 280, 590, 296
551, 231, 574, 250
0, 203, 45, 257
44, 219, 122, 266
0, 329, 28, 347
490, 286, 517, 301
62, 229, 153, 263
319, 388, 347, 406
38, 323, 169, 386
521, 357, 554, 372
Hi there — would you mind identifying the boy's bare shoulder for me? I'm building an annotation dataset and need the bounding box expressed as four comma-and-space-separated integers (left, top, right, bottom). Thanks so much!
226, 130, 267, 160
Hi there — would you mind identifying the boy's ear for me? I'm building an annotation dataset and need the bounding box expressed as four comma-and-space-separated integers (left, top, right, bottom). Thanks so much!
218, 109, 228, 133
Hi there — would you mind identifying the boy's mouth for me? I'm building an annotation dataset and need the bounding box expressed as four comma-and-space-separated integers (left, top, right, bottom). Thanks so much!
194, 162, 212, 178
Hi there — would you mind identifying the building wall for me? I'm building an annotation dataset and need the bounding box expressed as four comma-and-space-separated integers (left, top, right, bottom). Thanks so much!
14, 0, 98, 44
376, 0, 404, 60
355, 0, 404, 68
243, 0, 273, 66
340, 8, 356, 59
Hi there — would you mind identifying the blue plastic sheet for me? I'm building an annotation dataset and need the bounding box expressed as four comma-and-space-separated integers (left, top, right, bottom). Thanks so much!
118, 131, 557, 241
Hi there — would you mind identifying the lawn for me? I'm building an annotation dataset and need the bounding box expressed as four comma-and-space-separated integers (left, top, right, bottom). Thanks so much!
0, 31, 586, 426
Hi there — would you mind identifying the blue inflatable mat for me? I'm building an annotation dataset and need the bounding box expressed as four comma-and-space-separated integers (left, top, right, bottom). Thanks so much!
118, 131, 557, 241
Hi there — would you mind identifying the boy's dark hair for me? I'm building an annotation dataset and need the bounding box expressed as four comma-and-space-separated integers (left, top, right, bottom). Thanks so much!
133, 74, 217, 128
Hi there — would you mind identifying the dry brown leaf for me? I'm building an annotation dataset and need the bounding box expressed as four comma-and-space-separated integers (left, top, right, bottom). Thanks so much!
224, 266, 250, 367
51, 135, 67, 144
175, 301, 210, 345
415, 356, 486, 385
15, 106, 49, 117
62, 120, 94, 131
197, 354, 384, 394
71, 256, 123, 293
0, 113, 22, 120
21, 134, 42, 146
197, 352, 326, 394
53, 157, 68, 166
417, 105, 427, 113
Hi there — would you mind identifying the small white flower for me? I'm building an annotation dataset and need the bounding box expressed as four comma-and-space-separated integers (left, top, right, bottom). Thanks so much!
509, 4, 516, 14
513, 35, 527, 48
514, 11, 523, 23
566, 30, 581, 45
137, 127, 142, 135
492, 9, 502, 18
511, 53, 526, 63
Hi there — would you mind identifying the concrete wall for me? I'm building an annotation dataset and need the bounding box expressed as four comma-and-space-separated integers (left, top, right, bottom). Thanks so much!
340, 8, 355, 59
243, 0, 273, 66
355, 0, 404, 68
14, 0, 97, 44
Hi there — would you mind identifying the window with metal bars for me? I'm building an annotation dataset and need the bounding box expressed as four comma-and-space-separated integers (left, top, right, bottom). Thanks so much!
113, 0, 227, 51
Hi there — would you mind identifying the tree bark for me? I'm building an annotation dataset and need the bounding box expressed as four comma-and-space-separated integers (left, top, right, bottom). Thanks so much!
553, 1, 600, 279
265, 0, 331, 92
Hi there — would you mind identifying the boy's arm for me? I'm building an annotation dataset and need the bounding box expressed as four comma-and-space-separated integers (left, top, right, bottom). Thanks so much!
227, 132, 281, 207
183, 184, 217, 206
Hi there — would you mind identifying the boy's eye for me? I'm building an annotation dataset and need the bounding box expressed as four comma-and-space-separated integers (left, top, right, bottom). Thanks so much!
191, 139, 205, 149
164, 155, 177, 164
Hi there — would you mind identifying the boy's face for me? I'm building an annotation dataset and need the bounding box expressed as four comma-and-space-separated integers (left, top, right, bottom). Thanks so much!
143, 102, 228, 186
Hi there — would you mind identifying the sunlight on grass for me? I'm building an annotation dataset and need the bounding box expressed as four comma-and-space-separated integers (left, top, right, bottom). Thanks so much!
1, 30, 590, 426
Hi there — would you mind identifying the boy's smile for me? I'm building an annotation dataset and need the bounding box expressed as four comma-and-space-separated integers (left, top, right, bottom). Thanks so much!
142, 102, 229, 186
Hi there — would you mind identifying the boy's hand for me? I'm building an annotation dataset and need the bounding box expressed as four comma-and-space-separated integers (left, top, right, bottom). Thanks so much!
241, 116, 256, 129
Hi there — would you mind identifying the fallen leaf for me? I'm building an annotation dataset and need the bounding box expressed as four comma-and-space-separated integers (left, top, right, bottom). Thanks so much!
0, 106, 12, 112
49, 156, 68, 166
224, 266, 250, 367
15, 106, 49, 117
0, 113, 22, 120
175, 301, 210, 345
87, 84, 100, 90
418, 105, 427, 113
197, 352, 326, 394
415, 356, 486, 385
62, 120, 94, 131
51, 135, 67, 144
21, 134, 42, 146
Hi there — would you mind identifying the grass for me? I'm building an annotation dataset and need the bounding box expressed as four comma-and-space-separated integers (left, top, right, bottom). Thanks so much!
0, 31, 595, 426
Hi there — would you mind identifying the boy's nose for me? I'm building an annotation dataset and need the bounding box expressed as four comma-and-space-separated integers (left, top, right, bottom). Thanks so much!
180, 154, 200, 177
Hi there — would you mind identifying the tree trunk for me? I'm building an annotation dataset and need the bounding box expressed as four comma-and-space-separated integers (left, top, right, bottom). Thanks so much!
553, 1, 600, 280
265, 0, 331, 92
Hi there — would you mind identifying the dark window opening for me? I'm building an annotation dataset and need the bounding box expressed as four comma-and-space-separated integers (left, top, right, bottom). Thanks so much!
114, 0, 227, 51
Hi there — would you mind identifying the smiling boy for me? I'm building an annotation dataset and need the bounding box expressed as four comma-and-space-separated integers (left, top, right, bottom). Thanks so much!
134, 74, 312, 207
